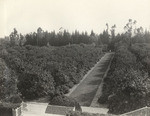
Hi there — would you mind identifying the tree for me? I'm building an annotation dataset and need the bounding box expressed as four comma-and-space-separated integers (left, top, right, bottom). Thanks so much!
106, 23, 109, 33
109, 24, 116, 51
19, 33, 26, 46
17, 72, 55, 99
124, 19, 137, 46
37, 27, 43, 46
0, 58, 5, 100
110, 24, 116, 39
9, 28, 19, 46
90, 30, 95, 36
100, 30, 110, 45
133, 27, 145, 43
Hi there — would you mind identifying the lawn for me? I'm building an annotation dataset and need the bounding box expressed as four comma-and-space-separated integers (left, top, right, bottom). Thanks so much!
69, 53, 114, 106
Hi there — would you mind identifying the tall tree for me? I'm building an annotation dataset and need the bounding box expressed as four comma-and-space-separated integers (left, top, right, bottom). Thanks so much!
9, 28, 19, 46
124, 19, 137, 46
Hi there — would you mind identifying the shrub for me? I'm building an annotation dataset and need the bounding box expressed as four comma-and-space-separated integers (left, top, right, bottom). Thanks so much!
17, 72, 55, 100
3, 94, 22, 104
49, 95, 77, 107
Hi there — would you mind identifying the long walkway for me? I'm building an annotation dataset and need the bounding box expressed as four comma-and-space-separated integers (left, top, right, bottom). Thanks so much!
69, 53, 114, 106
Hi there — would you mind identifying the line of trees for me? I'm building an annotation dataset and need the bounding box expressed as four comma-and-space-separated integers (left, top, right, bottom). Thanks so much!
97, 19, 150, 114
6, 19, 150, 53
98, 43, 150, 114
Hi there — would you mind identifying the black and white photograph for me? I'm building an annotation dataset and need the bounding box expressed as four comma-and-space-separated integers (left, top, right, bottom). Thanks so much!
0, 0, 150, 116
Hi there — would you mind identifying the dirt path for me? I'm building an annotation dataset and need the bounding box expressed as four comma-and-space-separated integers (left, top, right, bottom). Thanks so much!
68, 52, 114, 106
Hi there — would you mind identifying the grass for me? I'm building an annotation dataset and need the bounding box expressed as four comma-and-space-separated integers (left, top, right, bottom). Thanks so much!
69, 53, 114, 106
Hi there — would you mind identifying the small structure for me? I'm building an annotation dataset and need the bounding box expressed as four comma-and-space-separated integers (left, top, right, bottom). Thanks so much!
73, 106, 108, 114
0, 102, 22, 116
45, 105, 74, 115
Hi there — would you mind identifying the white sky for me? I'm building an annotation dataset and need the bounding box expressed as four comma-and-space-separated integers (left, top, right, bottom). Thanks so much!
0, 0, 150, 37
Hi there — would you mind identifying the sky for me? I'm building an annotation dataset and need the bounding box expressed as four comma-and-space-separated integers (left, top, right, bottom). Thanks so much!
0, 0, 150, 38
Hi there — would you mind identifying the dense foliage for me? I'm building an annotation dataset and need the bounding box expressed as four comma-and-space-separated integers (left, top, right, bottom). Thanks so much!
0, 58, 21, 103
98, 43, 150, 114
25, 29, 93, 46
97, 20, 150, 114
7, 27, 112, 51
130, 43, 150, 76
1, 19, 150, 113
1, 44, 103, 100
0, 58, 5, 100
